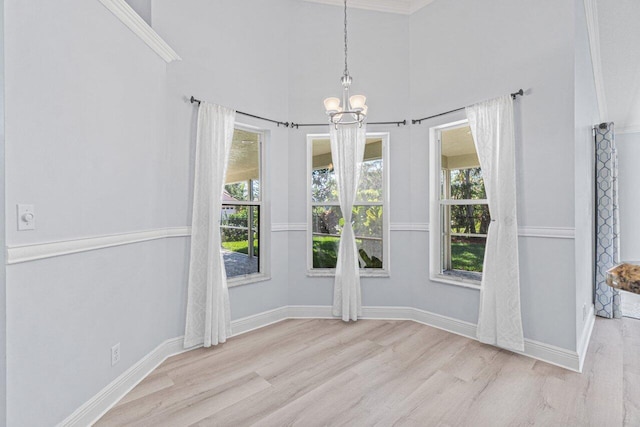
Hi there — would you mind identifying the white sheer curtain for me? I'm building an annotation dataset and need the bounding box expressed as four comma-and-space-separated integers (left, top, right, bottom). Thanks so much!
184, 102, 236, 348
330, 123, 366, 321
466, 95, 524, 352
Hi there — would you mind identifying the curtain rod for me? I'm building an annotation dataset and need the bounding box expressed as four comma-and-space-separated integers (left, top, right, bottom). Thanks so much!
190, 96, 407, 129
290, 120, 407, 129
190, 96, 291, 128
411, 89, 525, 125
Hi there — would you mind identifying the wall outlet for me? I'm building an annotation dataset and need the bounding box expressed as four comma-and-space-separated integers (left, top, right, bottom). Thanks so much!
111, 343, 121, 366
582, 303, 588, 321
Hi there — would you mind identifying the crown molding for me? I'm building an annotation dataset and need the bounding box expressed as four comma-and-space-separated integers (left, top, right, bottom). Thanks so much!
297, 0, 436, 15
97, 0, 181, 63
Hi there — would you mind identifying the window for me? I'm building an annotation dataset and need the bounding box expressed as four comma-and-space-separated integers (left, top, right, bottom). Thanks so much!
430, 121, 488, 287
307, 132, 389, 276
221, 127, 268, 285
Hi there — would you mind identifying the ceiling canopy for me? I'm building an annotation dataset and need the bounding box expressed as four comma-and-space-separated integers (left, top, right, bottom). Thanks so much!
297, 0, 436, 15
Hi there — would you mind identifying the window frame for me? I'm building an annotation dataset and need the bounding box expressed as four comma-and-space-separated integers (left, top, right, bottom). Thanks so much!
306, 132, 390, 278
225, 123, 271, 287
429, 120, 484, 289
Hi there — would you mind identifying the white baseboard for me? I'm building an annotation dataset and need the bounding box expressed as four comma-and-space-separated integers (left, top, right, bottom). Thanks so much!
230, 306, 291, 336
57, 336, 196, 427
577, 304, 596, 372
233, 305, 581, 371
60, 304, 583, 426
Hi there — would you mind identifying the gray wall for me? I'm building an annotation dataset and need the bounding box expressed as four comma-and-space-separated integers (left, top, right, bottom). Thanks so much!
409, 0, 578, 349
0, 0, 5, 423
574, 0, 600, 346
3, 0, 598, 425
618, 132, 640, 260
151, 0, 292, 320
5, 1, 177, 425
286, 2, 415, 310
286, 0, 581, 350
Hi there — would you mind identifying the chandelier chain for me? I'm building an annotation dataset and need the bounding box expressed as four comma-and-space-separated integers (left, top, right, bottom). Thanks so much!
344, 0, 348, 76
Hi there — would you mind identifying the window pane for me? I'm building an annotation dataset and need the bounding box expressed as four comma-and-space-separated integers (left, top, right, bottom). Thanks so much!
352, 205, 384, 268
356, 158, 383, 202
221, 205, 259, 277
312, 205, 383, 269
312, 206, 341, 268
311, 167, 338, 203
440, 204, 488, 275
450, 235, 486, 273
225, 129, 260, 201
312, 138, 383, 203
449, 203, 490, 234
448, 168, 486, 200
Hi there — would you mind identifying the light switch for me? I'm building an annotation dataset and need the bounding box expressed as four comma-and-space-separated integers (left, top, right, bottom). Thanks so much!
17, 204, 35, 231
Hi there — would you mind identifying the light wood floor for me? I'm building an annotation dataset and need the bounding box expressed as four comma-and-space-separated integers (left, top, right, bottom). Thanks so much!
96, 317, 639, 426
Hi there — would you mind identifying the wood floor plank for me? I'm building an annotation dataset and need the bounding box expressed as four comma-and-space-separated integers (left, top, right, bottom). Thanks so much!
96, 317, 640, 427
117, 374, 175, 406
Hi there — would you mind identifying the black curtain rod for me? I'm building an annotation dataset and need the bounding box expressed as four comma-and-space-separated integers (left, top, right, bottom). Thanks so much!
190, 96, 407, 129
412, 89, 525, 125
290, 120, 407, 129
190, 96, 291, 128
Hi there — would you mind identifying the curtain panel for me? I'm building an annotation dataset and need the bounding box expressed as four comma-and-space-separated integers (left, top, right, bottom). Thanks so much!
330, 123, 367, 321
184, 102, 236, 348
466, 95, 525, 352
594, 123, 621, 319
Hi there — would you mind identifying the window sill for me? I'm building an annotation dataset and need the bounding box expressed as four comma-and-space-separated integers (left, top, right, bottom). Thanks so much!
228, 273, 271, 288
430, 274, 482, 290
307, 269, 390, 278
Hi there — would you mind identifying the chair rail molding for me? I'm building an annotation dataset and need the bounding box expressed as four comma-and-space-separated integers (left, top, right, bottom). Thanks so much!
6, 224, 575, 264
6, 227, 191, 265
390, 223, 429, 232
517, 226, 575, 239
97, 0, 181, 63
618, 125, 640, 135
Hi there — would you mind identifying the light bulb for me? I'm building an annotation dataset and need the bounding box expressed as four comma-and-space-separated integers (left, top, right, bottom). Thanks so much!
361, 105, 368, 116
324, 97, 341, 113
349, 95, 366, 111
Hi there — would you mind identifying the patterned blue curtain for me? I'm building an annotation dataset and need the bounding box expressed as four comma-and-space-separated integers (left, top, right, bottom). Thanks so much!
594, 123, 621, 319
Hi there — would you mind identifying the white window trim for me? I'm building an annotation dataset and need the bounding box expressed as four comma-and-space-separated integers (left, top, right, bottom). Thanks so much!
306, 132, 391, 278
226, 123, 271, 288
429, 119, 482, 290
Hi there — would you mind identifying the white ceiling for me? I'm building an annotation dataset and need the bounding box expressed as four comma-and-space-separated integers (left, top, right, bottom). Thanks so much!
597, 0, 640, 132
298, 0, 436, 15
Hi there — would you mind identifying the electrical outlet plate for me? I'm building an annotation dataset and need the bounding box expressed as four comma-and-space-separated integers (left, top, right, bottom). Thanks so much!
111, 343, 121, 366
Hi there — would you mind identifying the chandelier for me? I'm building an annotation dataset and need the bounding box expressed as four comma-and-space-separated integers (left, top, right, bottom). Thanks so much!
323, 0, 368, 127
